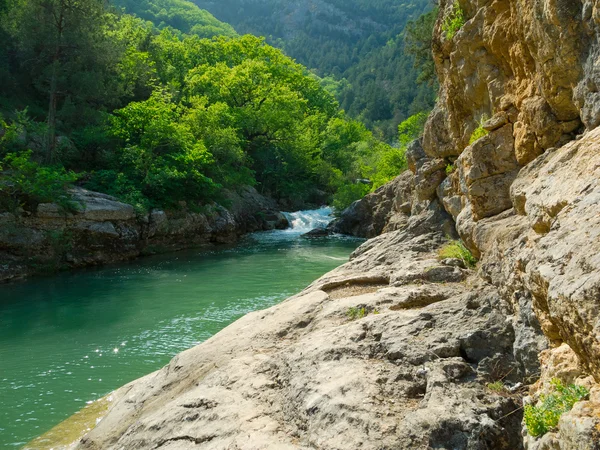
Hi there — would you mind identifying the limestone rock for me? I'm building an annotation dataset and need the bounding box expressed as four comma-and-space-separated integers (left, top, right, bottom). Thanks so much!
71, 188, 136, 222
331, 171, 413, 238
75, 217, 526, 450
0, 186, 288, 282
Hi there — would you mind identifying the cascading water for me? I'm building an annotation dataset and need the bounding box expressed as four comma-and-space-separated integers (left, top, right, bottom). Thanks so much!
282, 206, 333, 233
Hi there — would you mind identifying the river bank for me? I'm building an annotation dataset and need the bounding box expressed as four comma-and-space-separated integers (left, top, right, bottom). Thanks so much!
0, 185, 288, 283
1, 210, 361, 447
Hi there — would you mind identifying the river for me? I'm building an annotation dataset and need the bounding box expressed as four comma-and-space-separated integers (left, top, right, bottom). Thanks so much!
0, 208, 361, 447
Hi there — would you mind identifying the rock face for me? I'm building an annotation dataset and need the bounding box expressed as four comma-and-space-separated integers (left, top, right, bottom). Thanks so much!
58, 1, 600, 448
0, 186, 288, 282
75, 211, 528, 450
331, 171, 414, 238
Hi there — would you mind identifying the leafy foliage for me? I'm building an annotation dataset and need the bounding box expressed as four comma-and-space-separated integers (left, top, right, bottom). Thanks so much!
194, 0, 437, 141
332, 183, 370, 214
113, 0, 236, 38
438, 240, 477, 268
524, 380, 589, 437
442, 2, 465, 40
0, 0, 405, 212
0, 151, 78, 212
405, 7, 438, 86
398, 111, 429, 147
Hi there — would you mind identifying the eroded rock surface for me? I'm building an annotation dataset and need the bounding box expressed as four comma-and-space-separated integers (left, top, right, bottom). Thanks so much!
331, 171, 414, 238
75, 214, 529, 450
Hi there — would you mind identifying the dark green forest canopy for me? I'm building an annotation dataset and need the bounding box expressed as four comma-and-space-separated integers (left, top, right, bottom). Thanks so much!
194, 0, 437, 141
0, 0, 419, 214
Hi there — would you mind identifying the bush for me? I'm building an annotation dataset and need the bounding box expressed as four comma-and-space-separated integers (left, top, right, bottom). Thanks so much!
442, 2, 465, 40
369, 146, 407, 189
398, 111, 429, 147
524, 379, 589, 437
0, 151, 78, 212
85, 169, 150, 215
438, 240, 477, 268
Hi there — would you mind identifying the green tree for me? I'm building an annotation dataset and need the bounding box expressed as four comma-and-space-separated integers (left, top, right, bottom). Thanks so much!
4, 0, 114, 161
405, 7, 439, 86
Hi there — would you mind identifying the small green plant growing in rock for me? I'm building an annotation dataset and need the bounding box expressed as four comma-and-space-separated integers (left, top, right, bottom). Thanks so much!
438, 240, 477, 268
347, 307, 367, 321
469, 116, 490, 145
524, 379, 590, 437
442, 1, 466, 40
445, 163, 455, 175
486, 381, 506, 393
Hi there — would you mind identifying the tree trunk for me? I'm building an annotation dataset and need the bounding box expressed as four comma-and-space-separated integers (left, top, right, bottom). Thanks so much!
47, 58, 58, 164
47, 1, 65, 164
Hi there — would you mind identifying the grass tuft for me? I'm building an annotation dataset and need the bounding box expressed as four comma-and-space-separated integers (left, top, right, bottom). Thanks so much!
486, 381, 506, 393
438, 240, 477, 268
469, 115, 490, 144
346, 307, 367, 321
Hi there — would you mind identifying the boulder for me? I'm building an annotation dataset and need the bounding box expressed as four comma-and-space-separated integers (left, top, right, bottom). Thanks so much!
332, 171, 414, 238
71, 188, 136, 222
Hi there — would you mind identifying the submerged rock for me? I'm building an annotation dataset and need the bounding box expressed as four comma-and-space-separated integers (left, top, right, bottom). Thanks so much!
301, 228, 332, 238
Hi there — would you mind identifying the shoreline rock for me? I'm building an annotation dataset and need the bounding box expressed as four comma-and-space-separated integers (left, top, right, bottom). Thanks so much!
0, 185, 288, 283
71, 205, 530, 450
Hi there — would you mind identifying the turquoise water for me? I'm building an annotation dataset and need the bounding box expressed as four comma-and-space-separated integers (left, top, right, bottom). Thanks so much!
0, 211, 360, 447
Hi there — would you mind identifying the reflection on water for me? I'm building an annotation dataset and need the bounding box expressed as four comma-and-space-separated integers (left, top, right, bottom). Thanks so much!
0, 208, 361, 447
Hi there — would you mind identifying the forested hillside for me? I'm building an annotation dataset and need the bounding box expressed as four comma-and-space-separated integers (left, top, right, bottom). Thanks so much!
113, 0, 236, 38
194, 0, 437, 140
0, 0, 419, 217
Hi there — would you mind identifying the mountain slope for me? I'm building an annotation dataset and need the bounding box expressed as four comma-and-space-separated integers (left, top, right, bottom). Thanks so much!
194, 0, 436, 140
113, 0, 236, 38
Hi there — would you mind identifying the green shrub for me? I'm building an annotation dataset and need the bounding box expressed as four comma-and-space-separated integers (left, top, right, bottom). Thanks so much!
524, 379, 589, 437
445, 163, 455, 175
369, 146, 407, 189
442, 2, 466, 40
398, 111, 429, 147
0, 151, 78, 212
438, 240, 477, 268
85, 170, 150, 216
347, 307, 367, 321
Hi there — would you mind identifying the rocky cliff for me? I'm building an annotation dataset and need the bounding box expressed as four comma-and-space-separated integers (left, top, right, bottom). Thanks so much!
0, 186, 287, 283
49, 1, 600, 448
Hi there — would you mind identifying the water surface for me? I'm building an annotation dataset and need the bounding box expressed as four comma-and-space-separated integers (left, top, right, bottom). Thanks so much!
0, 208, 361, 447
